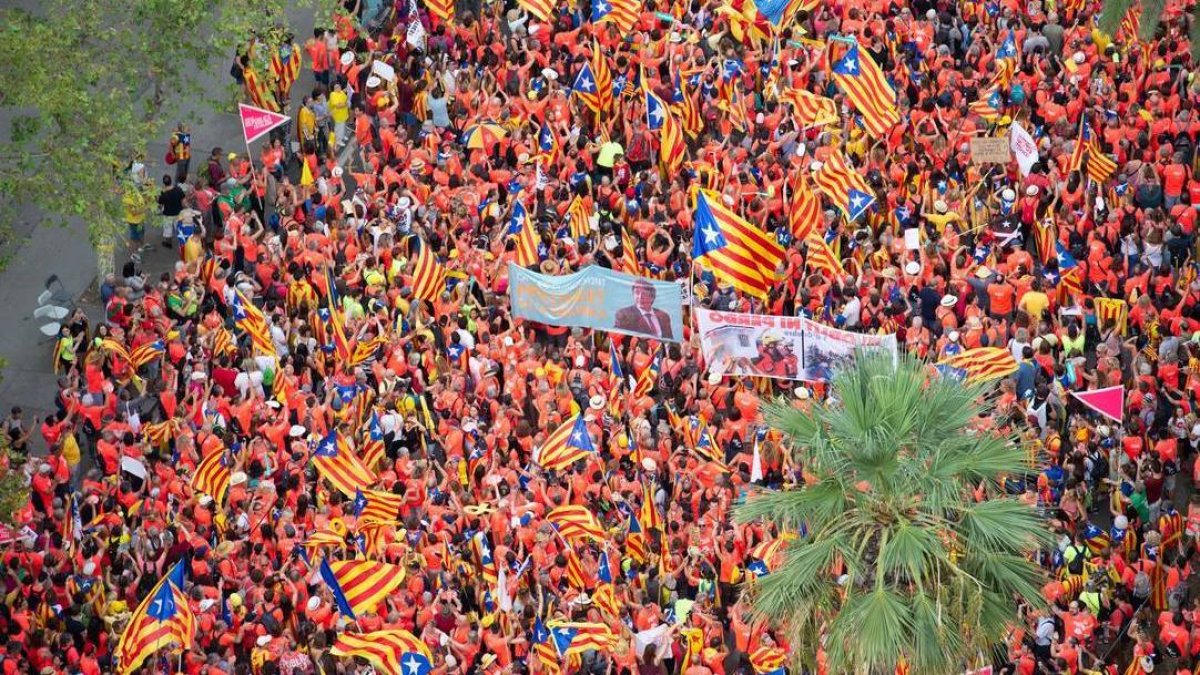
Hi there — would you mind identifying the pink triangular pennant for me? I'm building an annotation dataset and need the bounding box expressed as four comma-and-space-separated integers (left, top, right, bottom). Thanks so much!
1071, 386, 1124, 423
239, 104, 290, 145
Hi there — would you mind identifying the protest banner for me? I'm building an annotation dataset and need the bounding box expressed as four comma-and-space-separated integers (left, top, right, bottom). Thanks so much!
970, 136, 1011, 163
1009, 122, 1039, 176
694, 309, 897, 381
509, 264, 684, 341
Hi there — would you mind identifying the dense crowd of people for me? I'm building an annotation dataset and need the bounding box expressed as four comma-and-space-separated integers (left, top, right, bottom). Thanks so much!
8, 0, 1200, 673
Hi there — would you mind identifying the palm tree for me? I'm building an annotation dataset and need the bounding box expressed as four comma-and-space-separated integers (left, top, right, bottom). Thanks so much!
1098, 0, 1200, 60
734, 354, 1054, 675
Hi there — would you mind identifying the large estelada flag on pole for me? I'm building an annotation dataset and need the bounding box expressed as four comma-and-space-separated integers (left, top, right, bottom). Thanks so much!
239, 103, 290, 144
1071, 386, 1124, 423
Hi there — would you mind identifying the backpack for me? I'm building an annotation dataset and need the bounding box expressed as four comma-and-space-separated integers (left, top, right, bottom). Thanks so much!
935, 22, 951, 45
1087, 450, 1109, 484
627, 132, 649, 164
1065, 545, 1087, 575
1133, 570, 1151, 600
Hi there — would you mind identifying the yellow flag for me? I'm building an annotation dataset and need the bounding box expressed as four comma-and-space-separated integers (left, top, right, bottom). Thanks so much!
300, 159, 314, 186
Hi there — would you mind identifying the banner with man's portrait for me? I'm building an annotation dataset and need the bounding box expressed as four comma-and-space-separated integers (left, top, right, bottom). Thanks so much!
509, 264, 684, 342
694, 309, 898, 381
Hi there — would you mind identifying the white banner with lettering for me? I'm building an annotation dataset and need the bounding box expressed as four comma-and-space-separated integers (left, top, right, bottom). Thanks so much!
694, 309, 898, 382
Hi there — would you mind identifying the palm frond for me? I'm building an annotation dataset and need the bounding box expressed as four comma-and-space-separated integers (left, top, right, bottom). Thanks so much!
735, 481, 847, 531
1098, 0, 1134, 36
1138, 0, 1166, 41
957, 499, 1057, 554
824, 588, 912, 673
735, 353, 1053, 675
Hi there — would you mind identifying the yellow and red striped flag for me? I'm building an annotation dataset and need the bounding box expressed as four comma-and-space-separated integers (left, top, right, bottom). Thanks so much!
565, 196, 591, 240
304, 520, 350, 559
517, 0, 554, 20
1119, 4, 1141, 42
645, 87, 686, 173
691, 188, 785, 298
779, 87, 838, 127
547, 621, 617, 656
621, 228, 642, 275
968, 87, 1005, 121
356, 519, 397, 558
788, 176, 822, 243
805, 236, 846, 278
749, 646, 788, 674
659, 105, 688, 173
423, 0, 454, 23
1032, 217, 1057, 265
748, 534, 795, 576
243, 68, 278, 112
358, 411, 387, 471
640, 481, 663, 533
935, 347, 1020, 384
1067, 123, 1117, 184
813, 150, 876, 222
330, 629, 431, 675
353, 488, 406, 523
547, 505, 607, 542
312, 429, 377, 497
319, 559, 406, 619
672, 72, 704, 139
514, 206, 540, 268
633, 349, 661, 398
114, 564, 195, 675
830, 43, 899, 137
212, 327, 236, 358
588, 39, 615, 114
592, 583, 621, 617
537, 415, 596, 471
128, 340, 165, 369
191, 446, 230, 505
231, 289, 276, 358
625, 511, 647, 563
592, 0, 638, 31
533, 617, 562, 675
563, 544, 591, 588
409, 236, 446, 302
270, 43, 303, 98
1094, 297, 1128, 335
100, 338, 131, 362
348, 335, 388, 368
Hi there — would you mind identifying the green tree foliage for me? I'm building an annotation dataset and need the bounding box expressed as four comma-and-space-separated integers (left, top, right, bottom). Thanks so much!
735, 355, 1054, 675
0, 0, 334, 249
1099, 0, 1198, 57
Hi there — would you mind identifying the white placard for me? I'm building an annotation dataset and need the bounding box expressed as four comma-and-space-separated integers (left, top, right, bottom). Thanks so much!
371, 60, 396, 82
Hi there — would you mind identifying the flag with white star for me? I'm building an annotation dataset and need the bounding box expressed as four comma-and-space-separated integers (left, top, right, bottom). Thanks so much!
812, 149, 876, 222
591, 0, 638, 31
645, 87, 667, 131
831, 42, 899, 137
572, 61, 604, 113
535, 414, 596, 471
690, 188, 785, 299
330, 629, 433, 675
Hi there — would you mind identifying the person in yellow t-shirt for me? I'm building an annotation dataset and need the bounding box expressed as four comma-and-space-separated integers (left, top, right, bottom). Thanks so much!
1018, 278, 1051, 321
297, 96, 318, 151
122, 184, 149, 252
329, 81, 350, 149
